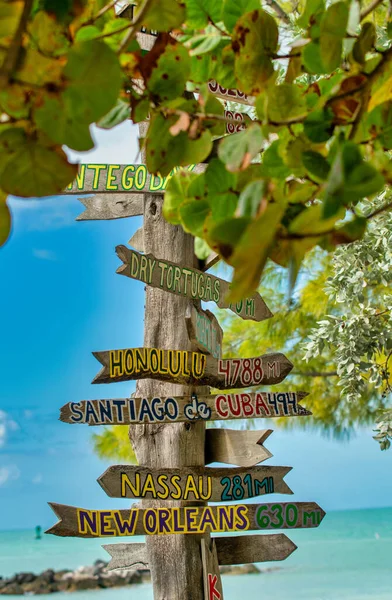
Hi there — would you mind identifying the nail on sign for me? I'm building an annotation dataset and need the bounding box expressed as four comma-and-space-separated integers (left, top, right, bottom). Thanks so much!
116, 247, 272, 322
59, 392, 311, 426
46, 502, 326, 538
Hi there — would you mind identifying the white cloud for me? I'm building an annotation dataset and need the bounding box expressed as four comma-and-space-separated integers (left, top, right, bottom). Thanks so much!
0, 411, 19, 448
32, 473, 43, 485
0, 465, 20, 487
32, 249, 57, 261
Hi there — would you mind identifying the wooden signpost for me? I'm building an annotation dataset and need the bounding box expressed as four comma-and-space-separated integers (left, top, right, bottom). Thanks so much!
201, 539, 223, 600
186, 305, 223, 359
205, 429, 272, 467
103, 534, 297, 570
115, 246, 272, 322
59, 392, 311, 426
46, 501, 326, 538
97, 465, 292, 501
92, 347, 292, 387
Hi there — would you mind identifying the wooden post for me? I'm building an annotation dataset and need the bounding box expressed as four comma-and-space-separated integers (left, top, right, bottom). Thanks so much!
128, 125, 216, 600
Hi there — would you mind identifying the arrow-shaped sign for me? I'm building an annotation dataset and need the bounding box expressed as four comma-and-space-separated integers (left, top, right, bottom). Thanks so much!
91, 347, 292, 387
205, 429, 272, 467
97, 465, 292, 502
46, 501, 326, 538
185, 305, 223, 359
115, 246, 272, 322
59, 392, 311, 426
103, 534, 297, 571
201, 539, 223, 600
76, 194, 143, 221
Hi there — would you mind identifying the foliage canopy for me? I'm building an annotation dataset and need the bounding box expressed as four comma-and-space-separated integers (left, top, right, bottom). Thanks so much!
1, 0, 392, 302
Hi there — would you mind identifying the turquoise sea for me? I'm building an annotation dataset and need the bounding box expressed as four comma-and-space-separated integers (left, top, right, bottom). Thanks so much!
1, 507, 391, 599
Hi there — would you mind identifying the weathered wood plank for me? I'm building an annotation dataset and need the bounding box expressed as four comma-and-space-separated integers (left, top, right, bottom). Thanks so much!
128, 227, 144, 252
46, 501, 326, 538
116, 247, 272, 322
205, 429, 272, 467
91, 347, 292, 387
76, 194, 143, 221
185, 305, 223, 359
201, 538, 223, 600
59, 392, 311, 426
203, 252, 220, 272
103, 534, 297, 571
97, 465, 292, 501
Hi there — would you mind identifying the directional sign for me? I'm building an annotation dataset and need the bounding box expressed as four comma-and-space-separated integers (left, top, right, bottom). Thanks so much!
46, 501, 326, 538
201, 539, 223, 600
185, 305, 223, 359
205, 429, 272, 467
76, 194, 143, 221
97, 465, 292, 502
128, 232, 220, 272
65, 164, 206, 196
59, 392, 311, 426
116, 247, 272, 322
103, 534, 297, 570
91, 347, 292, 387
224, 110, 247, 134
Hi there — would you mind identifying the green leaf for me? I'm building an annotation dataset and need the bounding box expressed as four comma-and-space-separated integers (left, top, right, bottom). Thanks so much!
163, 170, 199, 223
236, 180, 266, 218
0, 138, 77, 197
302, 150, 330, 182
28, 10, 69, 56
195, 236, 211, 259
63, 41, 122, 123
267, 84, 307, 123
75, 25, 101, 42
289, 203, 344, 235
297, 0, 324, 29
208, 191, 238, 221
233, 9, 278, 94
142, 0, 186, 30
320, 2, 348, 73
185, 0, 223, 28
205, 158, 236, 193
210, 43, 237, 89
34, 95, 94, 152
303, 41, 326, 74
261, 141, 290, 178
352, 22, 375, 65
97, 99, 130, 130
304, 109, 334, 143
228, 203, 285, 300
0, 1, 23, 37
0, 83, 30, 118
218, 123, 263, 172
0, 192, 11, 247
15, 48, 63, 85
208, 216, 250, 259
179, 199, 210, 236
145, 44, 190, 102
146, 114, 213, 177
222, 0, 260, 31
332, 216, 367, 244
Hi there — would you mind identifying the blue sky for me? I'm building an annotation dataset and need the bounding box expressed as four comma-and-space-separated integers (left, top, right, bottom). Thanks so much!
1, 122, 392, 532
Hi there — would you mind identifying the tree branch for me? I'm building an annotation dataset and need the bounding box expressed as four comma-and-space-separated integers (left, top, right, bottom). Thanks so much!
360, 0, 386, 20
0, 0, 34, 87
367, 201, 392, 219
291, 371, 338, 377
89, 0, 122, 23
263, 0, 291, 25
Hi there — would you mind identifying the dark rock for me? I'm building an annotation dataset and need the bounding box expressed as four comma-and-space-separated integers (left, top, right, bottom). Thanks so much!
0, 582, 23, 595
40, 569, 55, 584
68, 577, 98, 592
15, 572, 36, 584
219, 564, 260, 575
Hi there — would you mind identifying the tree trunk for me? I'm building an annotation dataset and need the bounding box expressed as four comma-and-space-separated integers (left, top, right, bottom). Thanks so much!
129, 187, 218, 598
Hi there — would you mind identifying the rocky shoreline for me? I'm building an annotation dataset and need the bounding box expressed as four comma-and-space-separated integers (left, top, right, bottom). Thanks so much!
0, 560, 263, 595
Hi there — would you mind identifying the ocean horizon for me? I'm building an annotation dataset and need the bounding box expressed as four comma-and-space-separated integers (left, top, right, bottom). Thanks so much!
1, 506, 392, 599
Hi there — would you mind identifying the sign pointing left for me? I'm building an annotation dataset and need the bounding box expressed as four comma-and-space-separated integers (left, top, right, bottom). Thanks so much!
91, 347, 293, 387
